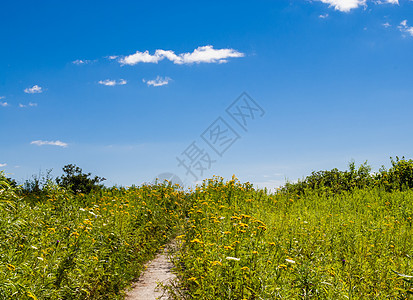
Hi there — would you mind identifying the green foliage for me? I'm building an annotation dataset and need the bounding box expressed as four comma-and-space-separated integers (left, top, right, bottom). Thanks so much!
169, 176, 413, 299
3, 158, 413, 299
0, 171, 19, 202
22, 169, 54, 196
0, 181, 186, 299
282, 161, 373, 195
56, 164, 106, 194
376, 156, 413, 191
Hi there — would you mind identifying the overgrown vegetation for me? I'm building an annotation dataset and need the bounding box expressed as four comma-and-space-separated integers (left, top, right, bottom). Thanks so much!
1, 158, 413, 299
0, 170, 185, 299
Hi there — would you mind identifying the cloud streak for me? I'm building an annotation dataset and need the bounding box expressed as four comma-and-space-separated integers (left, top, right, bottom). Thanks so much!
19, 102, 38, 108
119, 45, 244, 66
98, 79, 127, 86
24, 85, 43, 94
143, 76, 172, 87
72, 59, 93, 65
31, 140, 68, 147
0, 163, 7, 167
0, 101, 9, 107
399, 20, 413, 36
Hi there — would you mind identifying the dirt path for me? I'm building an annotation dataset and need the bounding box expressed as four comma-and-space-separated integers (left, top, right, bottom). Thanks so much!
125, 246, 176, 300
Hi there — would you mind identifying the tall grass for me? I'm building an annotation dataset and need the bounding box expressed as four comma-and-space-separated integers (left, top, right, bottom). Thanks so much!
170, 176, 413, 299
2, 160, 413, 299
0, 176, 186, 299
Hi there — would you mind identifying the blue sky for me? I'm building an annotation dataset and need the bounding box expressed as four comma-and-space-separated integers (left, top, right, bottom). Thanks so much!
1, 0, 413, 189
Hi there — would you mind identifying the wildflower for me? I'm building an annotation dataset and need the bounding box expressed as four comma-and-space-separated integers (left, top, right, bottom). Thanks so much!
188, 277, 197, 281
211, 261, 222, 266
241, 266, 249, 271
190, 238, 203, 244
226, 256, 240, 261
7, 264, 15, 271
252, 251, 258, 254
224, 246, 234, 250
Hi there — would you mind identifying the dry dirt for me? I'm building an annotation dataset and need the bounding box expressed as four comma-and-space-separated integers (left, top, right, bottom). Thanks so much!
125, 247, 176, 300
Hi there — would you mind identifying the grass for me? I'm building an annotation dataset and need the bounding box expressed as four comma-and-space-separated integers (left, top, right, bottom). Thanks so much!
0, 179, 185, 299
170, 176, 413, 299
1, 169, 413, 299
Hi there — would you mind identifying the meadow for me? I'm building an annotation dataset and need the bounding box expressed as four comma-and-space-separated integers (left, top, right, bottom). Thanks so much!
0, 175, 186, 299
1, 158, 413, 299
170, 176, 413, 299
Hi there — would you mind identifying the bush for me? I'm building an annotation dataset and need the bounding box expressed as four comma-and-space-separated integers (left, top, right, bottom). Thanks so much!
56, 164, 106, 194
282, 161, 373, 195
22, 169, 54, 196
377, 156, 413, 191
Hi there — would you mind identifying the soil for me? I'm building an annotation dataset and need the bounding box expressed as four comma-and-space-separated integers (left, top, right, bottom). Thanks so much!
125, 247, 176, 300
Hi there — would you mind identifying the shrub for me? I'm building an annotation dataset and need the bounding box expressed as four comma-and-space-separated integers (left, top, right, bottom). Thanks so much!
282, 161, 373, 195
56, 164, 106, 194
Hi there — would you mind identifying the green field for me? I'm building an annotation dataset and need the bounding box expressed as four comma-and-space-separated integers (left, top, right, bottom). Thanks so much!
1, 159, 413, 299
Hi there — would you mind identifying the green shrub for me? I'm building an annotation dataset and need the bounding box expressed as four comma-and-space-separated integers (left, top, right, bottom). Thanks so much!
56, 164, 106, 194
282, 161, 373, 195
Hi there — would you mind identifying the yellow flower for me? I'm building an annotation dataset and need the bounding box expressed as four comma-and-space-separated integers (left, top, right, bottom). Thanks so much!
70, 232, 80, 238
7, 264, 16, 271
241, 266, 249, 271
190, 238, 203, 244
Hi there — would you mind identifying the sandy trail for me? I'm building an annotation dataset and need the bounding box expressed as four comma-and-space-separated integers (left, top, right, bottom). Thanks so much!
125, 246, 176, 300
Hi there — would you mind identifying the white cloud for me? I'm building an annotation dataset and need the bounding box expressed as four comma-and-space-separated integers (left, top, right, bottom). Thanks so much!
31, 140, 68, 147
72, 59, 92, 65
98, 79, 127, 86
399, 20, 413, 36
24, 85, 43, 94
143, 76, 172, 87
374, 0, 399, 4
120, 50, 163, 65
107, 55, 118, 60
119, 45, 244, 65
19, 102, 37, 108
0, 101, 9, 107
382, 22, 391, 28
0, 163, 7, 167
317, 0, 366, 12
319, 13, 329, 18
